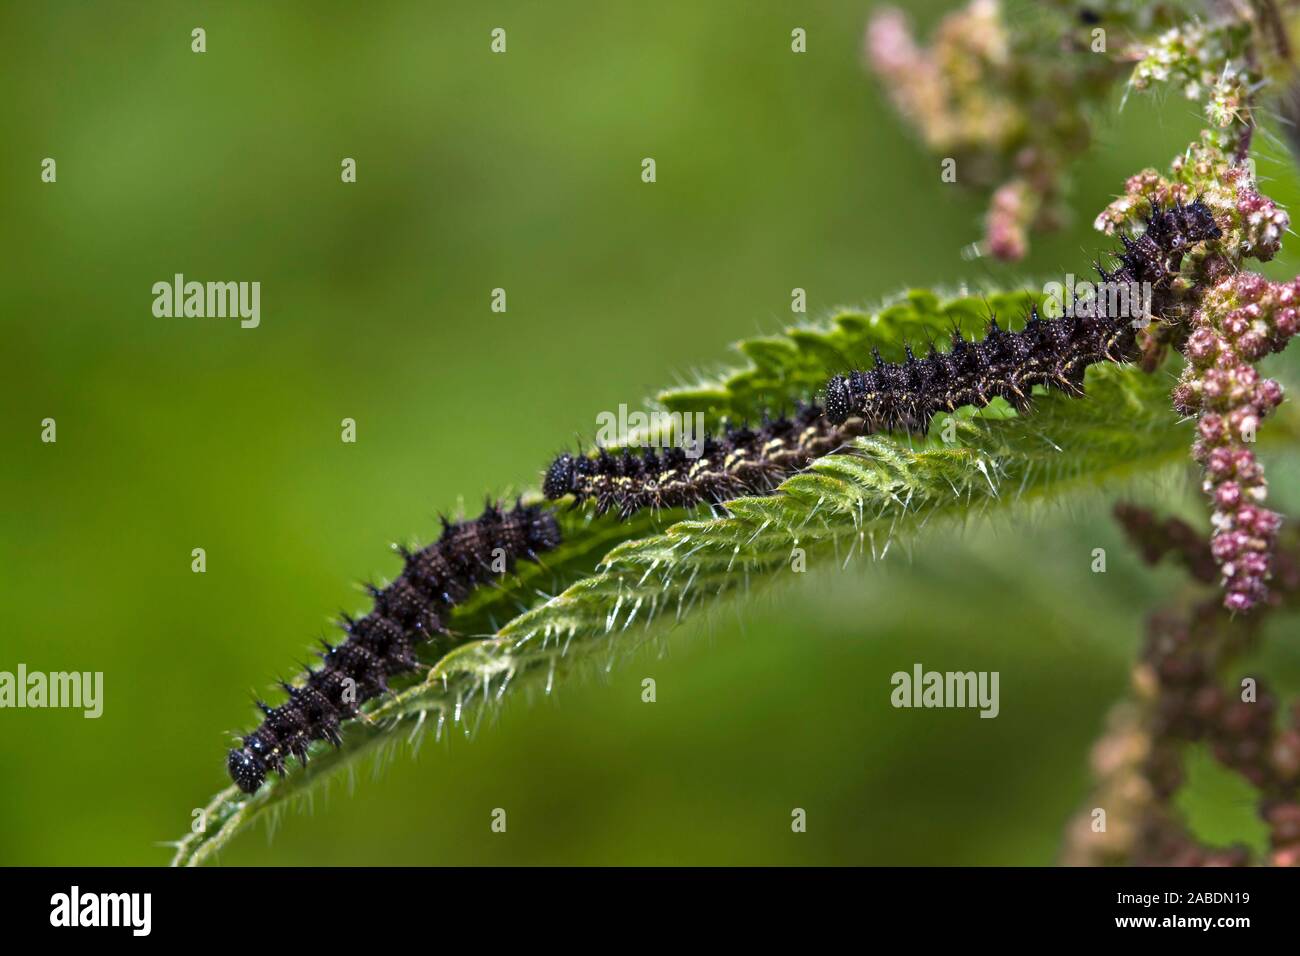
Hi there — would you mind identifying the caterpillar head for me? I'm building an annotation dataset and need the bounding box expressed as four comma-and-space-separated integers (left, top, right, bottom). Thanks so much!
1181, 198, 1222, 244
543, 453, 577, 500
227, 746, 266, 794
1151, 198, 1221, 250
824, 375, 852, 425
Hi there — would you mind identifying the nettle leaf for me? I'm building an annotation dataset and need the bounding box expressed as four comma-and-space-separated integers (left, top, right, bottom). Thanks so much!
171, 289, 1195, 865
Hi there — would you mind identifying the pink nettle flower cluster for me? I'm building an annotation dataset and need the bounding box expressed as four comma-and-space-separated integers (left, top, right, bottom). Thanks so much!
1175, 273, 1300, 610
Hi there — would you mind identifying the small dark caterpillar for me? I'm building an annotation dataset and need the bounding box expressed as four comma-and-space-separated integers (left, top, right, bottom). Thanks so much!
543, 403, 857, 518
226, 501, 561, 794
824, 199, 1222, 430
545, 200, 1220, 521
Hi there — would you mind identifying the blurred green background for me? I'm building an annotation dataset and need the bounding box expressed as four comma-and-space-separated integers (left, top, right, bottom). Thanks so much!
2, 1, 1299, 866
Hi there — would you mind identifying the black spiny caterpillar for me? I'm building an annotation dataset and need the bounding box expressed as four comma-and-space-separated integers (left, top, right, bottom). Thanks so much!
824, 199, 1222, 430
544, 200, 1220, 522
226, 501, 561, 794
543, 402, 857, 518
